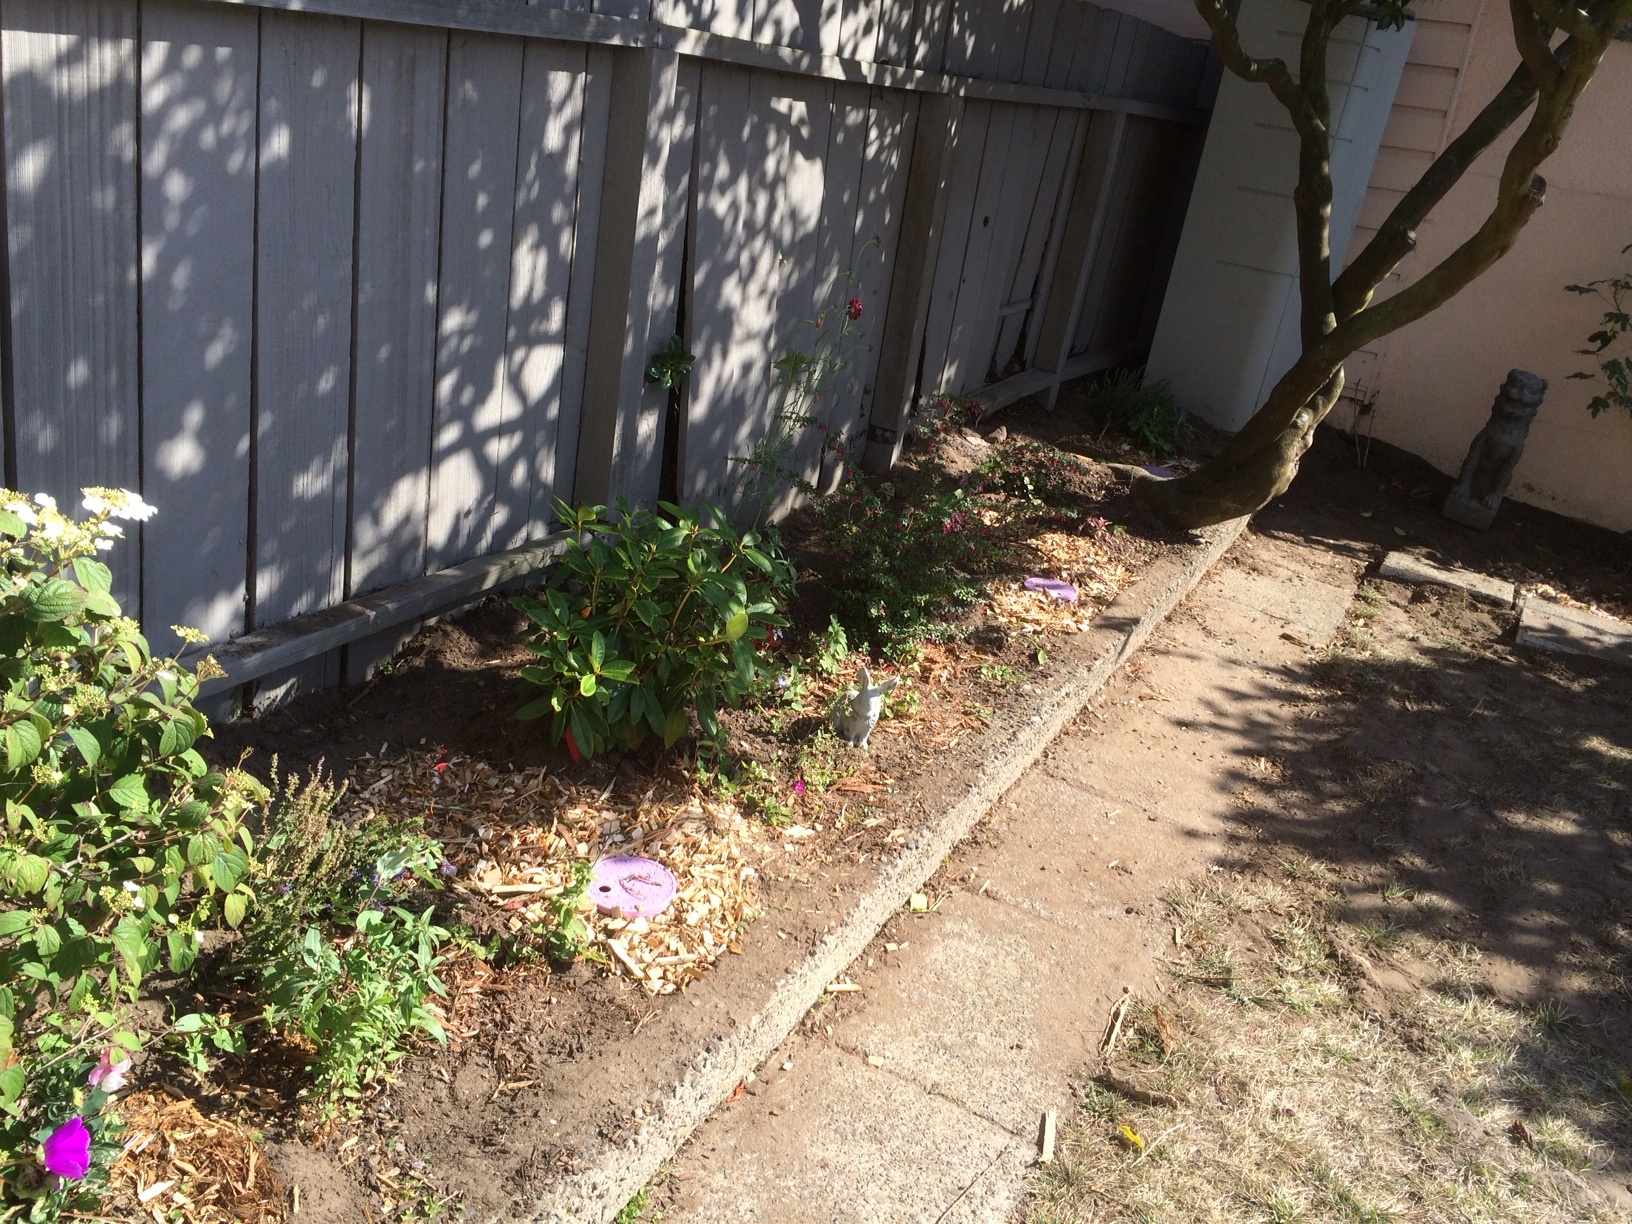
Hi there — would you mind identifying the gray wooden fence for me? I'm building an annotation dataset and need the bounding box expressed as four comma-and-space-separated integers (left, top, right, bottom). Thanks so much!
0, 0, 1212, 708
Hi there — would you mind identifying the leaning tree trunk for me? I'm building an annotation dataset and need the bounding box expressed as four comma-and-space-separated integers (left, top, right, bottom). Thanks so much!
1135, 0, 1632, 531
1140, 359, 1347, 529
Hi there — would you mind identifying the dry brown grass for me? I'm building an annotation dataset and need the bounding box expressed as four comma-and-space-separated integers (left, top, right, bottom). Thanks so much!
1022, 865, 1632, 1224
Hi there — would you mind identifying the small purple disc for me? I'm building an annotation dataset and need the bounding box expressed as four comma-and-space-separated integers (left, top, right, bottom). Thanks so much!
1023, 576, 1079, 603
1143, 464, 1175, 478
590, 856, 677, 920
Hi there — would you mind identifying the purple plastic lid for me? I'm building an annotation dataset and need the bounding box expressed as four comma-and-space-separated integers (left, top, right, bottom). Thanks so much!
1023, 576, 1079, 603
1143, 464, 1175, 478
590, 855, 677, 920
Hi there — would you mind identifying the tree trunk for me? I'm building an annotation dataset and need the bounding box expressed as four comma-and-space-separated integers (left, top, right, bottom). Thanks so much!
1139, 356, 1347, 529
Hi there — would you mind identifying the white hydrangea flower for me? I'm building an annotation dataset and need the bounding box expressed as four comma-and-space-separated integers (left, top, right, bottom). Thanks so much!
94, 538, 114, 551
4, 501, 38, 526
112, 491, 157, 522
82, 492, 110, 514
33, 493, 56, 509
40, 519, 64, 541
98, 522, 123, 538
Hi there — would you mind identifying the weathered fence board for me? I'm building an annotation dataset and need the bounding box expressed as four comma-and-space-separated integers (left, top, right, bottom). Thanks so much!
427, 32, 524, 570
348, 21, 447, 598
251, 9, 359, 701
2, 0, 141, 599
138, 0, 258, 652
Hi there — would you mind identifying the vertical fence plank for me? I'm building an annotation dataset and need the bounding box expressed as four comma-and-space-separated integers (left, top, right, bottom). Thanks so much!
1002, 108, 1079, 370
555, 45, 613, 508
427, 32, 523, 570
1073, 113, 1151, 354
349, 21, 446, 596
252, 9, 359, 701
683, 61, 755, 505
138, 0, 258, 655
341, 20, 447, 684
504, 38, 586, 545
2, 0, 139, 600
917, 97, 986, 396
1032, 108, 1126, 400
833, 85, 909, 470
962, 102, 1047, 385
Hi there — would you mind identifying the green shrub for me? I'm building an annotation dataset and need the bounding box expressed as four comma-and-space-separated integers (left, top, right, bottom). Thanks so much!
974, 437, 1098, 508
0, 488, 262, 1214
812, 465, 1004, 656
514, 499, 793, 758
1085, 368, 1192, 457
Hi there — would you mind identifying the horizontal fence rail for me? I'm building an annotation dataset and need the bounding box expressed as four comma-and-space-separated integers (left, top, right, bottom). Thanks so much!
0, 0, 1214, 711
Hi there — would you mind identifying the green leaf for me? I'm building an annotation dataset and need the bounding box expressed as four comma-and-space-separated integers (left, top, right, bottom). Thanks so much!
82, 588, 122, 618
166, 930, 196, 974
33, 922, 61, 958
108, 774, 148, 812
210, 848, 247, 893
516, 696, 555, 721
3, 722, 41, 773
66, 726, 102, 767
111, 917, 148, 981
0, 1063, 24, 1109
579, 672, 597, 697
9, 855, 50, 895
24, 578, 87, 623
187, 833, 218, 868
159, 714, 200, 757
223, 892, 248, 929
0, 509, 25, 539
723, 611, 749, 642
0, 909, 32, 938
72, 558, 113, 593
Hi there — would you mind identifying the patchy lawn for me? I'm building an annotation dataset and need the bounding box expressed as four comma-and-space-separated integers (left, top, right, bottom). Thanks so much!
1023, 506, 1632, 1222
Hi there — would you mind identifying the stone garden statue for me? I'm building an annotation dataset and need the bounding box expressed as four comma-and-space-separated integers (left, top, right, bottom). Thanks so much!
1442, 369, 1546, 531
832, 664, 897, 748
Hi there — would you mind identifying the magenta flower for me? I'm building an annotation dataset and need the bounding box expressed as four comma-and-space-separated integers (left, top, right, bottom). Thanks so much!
42, 1117, 91, 1180
846, 298, 862, 321
792, 778, 807, 797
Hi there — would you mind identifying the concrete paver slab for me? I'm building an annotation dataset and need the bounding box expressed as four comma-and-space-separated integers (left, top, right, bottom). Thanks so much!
1378, 550, 1516, 607
1517, 596, 1632, 667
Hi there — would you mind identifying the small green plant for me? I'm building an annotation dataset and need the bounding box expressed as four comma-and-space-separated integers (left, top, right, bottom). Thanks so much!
813, 616, 849, 676
1566, 243, 1631, 419
733, 296, 866, 522
261, 900, 449, 1111
514, 499, 793, 759
812, 463, 1005, 656
615, 1183, 653, 1224
978, 663, 1017, 686
0, 488, 267, 1214
646, 335, 695, 391
1085, 368, 1192, 457
542, 861, 593, 962
974, 438, 1095, 508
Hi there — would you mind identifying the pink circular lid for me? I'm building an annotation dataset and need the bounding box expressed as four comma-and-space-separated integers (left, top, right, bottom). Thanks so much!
589, 856, 677, 920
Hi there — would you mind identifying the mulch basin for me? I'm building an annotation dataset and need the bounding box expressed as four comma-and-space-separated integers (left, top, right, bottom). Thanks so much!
109, 422, 1219, 1223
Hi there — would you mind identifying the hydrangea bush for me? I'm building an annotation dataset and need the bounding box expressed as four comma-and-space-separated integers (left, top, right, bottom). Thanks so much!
0, 489, 262, 1216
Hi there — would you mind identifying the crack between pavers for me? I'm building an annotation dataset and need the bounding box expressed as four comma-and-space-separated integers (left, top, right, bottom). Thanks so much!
822, 1037, 1033, 1142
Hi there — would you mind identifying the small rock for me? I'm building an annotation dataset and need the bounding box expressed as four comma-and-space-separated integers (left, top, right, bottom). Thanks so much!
988, 426, 1008, 443
866, 1055, 885, 1067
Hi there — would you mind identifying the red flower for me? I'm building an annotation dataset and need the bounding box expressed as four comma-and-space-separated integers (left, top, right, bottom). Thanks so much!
846, 299, 862, 320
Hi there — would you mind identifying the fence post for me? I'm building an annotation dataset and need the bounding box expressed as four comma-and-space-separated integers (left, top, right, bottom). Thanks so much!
862, 90, 962, 475
1031, 109, 1128, 409
573, 46, 683, 507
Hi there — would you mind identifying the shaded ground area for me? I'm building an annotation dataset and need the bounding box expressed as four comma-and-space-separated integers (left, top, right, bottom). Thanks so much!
1025, 430, 1632, 1222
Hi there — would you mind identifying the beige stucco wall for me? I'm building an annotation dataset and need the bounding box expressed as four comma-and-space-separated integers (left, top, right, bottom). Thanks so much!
1359, 24, 1632, 532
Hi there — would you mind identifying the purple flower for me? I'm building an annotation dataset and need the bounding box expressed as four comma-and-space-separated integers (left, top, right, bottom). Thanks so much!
42, 1117, 91, 1180
792, 778, 807, 797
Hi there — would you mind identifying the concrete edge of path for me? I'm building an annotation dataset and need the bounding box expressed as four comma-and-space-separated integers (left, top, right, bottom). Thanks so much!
520, 515, 1252, 1224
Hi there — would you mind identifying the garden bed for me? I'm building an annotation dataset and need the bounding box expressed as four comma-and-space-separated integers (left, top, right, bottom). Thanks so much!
77, 394, 1214, 1223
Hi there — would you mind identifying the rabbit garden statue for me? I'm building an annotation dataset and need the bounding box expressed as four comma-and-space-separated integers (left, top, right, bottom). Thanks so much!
831, 664, 897, 748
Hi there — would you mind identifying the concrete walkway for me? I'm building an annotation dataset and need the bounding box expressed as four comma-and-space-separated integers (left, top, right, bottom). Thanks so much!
652, 528, 1364, 1224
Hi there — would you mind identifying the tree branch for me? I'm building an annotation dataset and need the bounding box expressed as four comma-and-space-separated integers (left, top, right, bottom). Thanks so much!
1191, 0, 1307, 116
1524, 0, 1596, 40
1293, 0, 1342, 344
1510, 0, 1565, 84
1331, 60, 1539, 317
